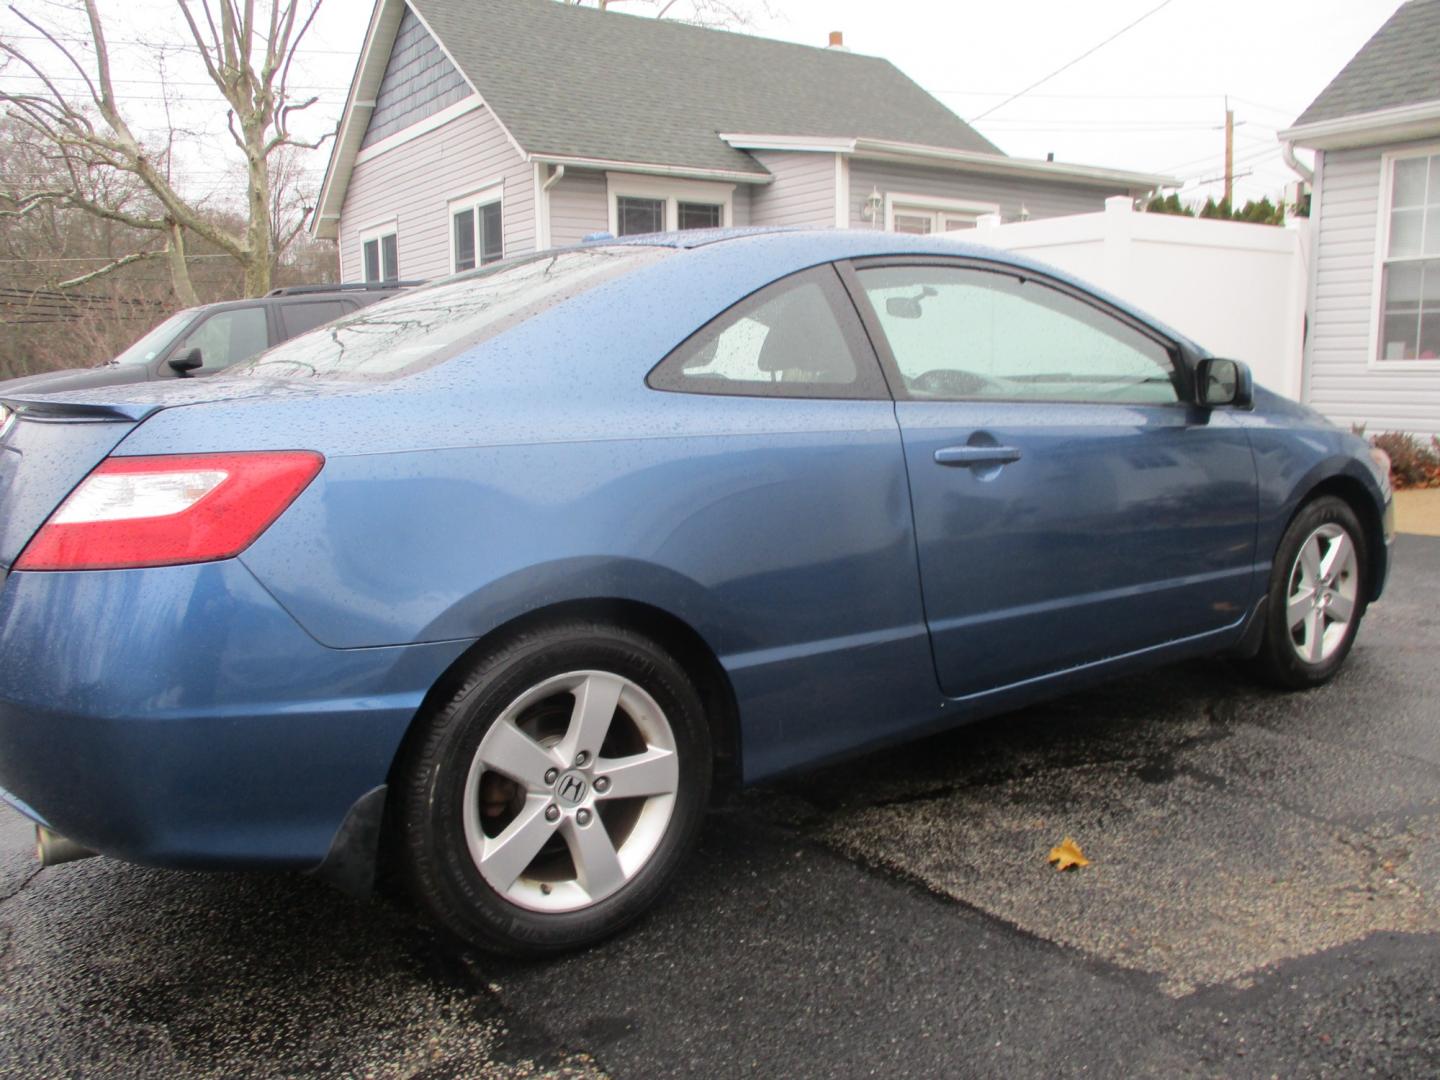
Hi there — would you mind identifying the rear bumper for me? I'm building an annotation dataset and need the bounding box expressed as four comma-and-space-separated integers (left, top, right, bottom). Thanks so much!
0, 560, 468, 869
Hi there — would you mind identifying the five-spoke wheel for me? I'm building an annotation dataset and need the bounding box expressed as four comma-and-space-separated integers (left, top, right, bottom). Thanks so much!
1251, 495, 1369, 689
1284, 522, 1360, 665
463, 671, 680, 912
395, 621, 711, 955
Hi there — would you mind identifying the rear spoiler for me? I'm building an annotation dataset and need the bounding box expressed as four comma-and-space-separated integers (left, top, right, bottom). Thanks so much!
0, 396, 161, 423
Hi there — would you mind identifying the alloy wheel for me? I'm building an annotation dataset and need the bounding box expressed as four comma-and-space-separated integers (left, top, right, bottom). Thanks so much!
1285, 522, 1359, 664
461, 670, 680, 913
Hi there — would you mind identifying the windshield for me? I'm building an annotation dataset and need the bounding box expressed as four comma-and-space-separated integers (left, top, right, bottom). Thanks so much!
111, 308, 199, 366
229, 247, 671, 382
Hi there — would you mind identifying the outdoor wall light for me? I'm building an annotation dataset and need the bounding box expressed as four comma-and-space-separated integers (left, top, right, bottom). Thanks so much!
862, 186, 883, 225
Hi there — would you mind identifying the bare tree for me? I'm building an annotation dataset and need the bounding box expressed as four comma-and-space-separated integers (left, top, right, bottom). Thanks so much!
0, 0, 330, 300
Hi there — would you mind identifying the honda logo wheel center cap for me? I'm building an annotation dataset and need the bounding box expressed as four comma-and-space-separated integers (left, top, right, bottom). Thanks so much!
555, 770, 589, 806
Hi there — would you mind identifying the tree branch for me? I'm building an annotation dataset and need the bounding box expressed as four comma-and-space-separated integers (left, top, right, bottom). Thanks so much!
55, 248, 165, 289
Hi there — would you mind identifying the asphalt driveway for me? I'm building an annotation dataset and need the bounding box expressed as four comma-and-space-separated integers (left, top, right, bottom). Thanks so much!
3, 535, 1439, 1078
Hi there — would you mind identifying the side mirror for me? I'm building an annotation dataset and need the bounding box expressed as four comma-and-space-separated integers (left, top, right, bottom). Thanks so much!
1197, 357, 1253, 409
169, 347, 203, 375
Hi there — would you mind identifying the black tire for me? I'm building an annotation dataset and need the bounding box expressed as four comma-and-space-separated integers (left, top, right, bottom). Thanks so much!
395, 619, 712, 955
1248, 495, 1368, 690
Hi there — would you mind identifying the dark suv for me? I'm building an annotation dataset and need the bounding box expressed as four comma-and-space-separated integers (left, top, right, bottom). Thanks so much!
0, 282, 418, 395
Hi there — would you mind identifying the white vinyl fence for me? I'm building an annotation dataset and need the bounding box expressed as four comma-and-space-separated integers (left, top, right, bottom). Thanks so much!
972, 196, 1310, 401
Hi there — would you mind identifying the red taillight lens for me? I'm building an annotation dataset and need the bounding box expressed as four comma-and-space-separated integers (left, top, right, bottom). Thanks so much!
15, 451, 324, 571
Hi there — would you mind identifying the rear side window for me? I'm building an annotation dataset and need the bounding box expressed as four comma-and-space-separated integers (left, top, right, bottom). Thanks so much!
648, 266, 886, 399
279, 300, 351, 338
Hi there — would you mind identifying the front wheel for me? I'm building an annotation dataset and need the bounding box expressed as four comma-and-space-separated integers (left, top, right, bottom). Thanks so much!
1249, 495, 1368, 689
395, 621, 712, 954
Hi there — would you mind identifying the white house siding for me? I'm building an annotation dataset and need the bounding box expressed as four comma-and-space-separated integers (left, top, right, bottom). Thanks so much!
747, 151, 836, 227
846, 159, 1118, 226
1305, 144, 1440, 435
340, 105, 535, 281
548, 169, 608, 247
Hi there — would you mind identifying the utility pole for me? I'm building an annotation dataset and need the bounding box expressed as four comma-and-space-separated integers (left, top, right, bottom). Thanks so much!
1224, 97, 1235, 209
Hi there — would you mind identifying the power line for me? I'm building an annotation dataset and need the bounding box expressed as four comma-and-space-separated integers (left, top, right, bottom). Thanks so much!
0, 73, 348, 93
0, 32, 359, 55
970, 0, 1183, 122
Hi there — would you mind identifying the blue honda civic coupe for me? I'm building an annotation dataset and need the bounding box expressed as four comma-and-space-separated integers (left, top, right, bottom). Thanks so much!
0, 229, 1393, 953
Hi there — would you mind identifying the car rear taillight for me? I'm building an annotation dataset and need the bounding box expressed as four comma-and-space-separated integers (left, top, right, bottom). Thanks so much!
14, 451, 323, 571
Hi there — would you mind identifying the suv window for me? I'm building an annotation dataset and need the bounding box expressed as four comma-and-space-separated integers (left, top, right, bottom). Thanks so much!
174, 306, 270, 372
648, 266, 885, 399
858, 264, 1179, 404
280, 300, 352, 338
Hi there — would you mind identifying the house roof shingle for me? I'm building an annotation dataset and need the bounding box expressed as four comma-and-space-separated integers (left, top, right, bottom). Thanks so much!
1293, 0, 1440, 127
409, 0, 1001, 176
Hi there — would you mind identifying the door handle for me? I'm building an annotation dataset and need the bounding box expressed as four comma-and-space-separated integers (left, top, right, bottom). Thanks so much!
934, 445, 1022, 467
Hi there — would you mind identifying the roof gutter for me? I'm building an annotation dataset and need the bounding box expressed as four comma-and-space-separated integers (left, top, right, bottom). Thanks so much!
718, 133, 1177, 191
1280, 99, 1440, 150
528, 153, 772, 184
851, 138, 1177, 190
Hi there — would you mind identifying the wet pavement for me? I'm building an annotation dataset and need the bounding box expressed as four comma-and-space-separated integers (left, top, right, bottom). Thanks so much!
2, 536, 1438, 1078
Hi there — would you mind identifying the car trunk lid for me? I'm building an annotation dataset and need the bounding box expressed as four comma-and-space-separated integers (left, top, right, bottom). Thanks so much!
0, 398, 158, 570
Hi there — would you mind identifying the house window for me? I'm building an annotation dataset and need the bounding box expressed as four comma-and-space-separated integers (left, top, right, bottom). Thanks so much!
617, 196, 665, 237
361, 224, 399, 284
678, 202, 723, 230
451, 187, 504, 273
1378, 150, 1440, 362
884, 193, 999, 235
608, 174, 734, 237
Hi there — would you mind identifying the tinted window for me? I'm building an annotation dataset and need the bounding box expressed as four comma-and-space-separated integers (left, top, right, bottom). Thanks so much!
175, 306, 269, 371
859, 265, 1179, 404
231, 247, 673, 382
280, 300, 350, 338
648, 266, 885, 399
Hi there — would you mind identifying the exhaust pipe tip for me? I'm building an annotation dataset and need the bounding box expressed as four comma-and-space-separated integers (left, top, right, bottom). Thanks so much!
35, 826, 97, 867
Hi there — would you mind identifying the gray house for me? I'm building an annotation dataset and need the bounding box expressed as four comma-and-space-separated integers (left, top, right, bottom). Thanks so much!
1281, 0, 1440, 435
315, 0, 1172, 284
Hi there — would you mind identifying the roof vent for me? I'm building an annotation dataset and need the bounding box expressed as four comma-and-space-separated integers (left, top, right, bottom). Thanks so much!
827, 31, 849, 51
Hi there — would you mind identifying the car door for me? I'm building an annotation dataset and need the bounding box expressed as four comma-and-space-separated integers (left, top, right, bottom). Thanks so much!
844, 258, 1258, 699
158, 304, 271, 377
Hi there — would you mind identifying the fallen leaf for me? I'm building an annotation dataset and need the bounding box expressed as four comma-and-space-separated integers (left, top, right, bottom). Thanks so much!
1048, 837, 1090, 871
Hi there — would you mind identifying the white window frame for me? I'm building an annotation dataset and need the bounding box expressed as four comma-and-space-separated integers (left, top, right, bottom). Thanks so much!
447, 180, 505, 273
606, 173, 734, 236
358, 218, 399, 283
884, 192, 1001, 234
1368, 141, 1440, 370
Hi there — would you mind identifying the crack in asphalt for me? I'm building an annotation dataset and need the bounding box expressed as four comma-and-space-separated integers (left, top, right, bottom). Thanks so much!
0, 865, 41, 908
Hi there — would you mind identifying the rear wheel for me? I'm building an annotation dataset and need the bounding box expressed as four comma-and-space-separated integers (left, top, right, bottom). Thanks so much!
396, 621, 712, 954
1249, 496, 1368, 689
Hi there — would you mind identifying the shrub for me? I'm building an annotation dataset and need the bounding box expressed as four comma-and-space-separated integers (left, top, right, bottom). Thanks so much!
1367, 430, 1440, 489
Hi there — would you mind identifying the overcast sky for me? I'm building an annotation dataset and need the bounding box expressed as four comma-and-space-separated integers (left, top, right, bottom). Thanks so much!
0, 0, 1407, 208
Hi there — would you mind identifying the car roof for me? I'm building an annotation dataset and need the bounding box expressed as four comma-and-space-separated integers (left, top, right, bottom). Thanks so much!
588, 226, 1205, 355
